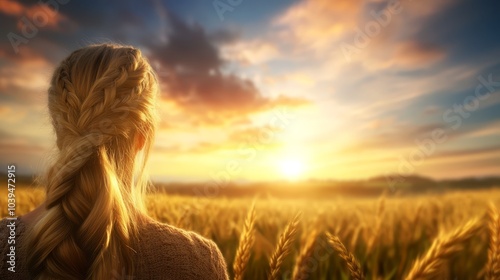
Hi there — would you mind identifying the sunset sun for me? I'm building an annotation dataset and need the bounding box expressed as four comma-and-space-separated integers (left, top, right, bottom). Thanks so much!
279, 158, 305, 180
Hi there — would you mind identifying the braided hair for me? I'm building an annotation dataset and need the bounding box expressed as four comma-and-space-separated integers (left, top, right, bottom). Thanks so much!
26, 44, 159, 279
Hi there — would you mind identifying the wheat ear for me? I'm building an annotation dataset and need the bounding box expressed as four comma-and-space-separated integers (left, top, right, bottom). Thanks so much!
367, 196, 385, 253
405, 218, 481, 280
293, 230, 318, 280
486, 202, 500, 280
233, 204, 256, 280
268, 212, 301, 280
175, 207, 190, 229
326, 232, 364, 280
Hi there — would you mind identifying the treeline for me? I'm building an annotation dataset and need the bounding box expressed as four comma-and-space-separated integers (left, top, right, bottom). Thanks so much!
152, 175, 500, 198
3, 172, 499, 198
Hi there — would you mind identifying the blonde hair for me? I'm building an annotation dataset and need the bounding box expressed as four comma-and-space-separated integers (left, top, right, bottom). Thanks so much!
26, 44, 159, 279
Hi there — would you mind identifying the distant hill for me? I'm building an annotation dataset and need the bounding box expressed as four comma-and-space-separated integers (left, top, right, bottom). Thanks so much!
152, 175, 500, 198
2, 172, 499, 198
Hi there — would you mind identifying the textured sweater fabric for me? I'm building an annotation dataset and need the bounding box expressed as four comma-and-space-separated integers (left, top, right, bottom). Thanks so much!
0, 216, 229, 279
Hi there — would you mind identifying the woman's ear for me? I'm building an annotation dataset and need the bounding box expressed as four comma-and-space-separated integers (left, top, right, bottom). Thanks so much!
135, 133, 146, 152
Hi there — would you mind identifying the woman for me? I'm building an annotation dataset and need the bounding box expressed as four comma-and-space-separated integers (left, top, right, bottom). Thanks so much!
0, 44, 229, 280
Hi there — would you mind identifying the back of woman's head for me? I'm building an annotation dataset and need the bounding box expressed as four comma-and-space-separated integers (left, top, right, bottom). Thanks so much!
27, 44, 158, 279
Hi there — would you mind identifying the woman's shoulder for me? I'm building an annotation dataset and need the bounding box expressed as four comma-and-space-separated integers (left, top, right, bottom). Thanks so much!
139, 217, 219, 256
136, 216, 229, 280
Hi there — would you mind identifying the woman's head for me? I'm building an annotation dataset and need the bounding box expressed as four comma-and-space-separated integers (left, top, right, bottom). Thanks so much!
49, 44, 158, 188
27, 44, 158, 279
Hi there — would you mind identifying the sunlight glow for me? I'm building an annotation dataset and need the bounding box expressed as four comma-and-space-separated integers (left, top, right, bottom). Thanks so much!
279, 158, 305, 180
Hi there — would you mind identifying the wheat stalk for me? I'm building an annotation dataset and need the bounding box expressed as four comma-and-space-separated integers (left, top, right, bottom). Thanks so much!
233, 204, 256, 280
405, 218, 481, 280
268, 212, 301, 280
326, 232, 364, 280
175, 207, 190, 229
368, 196, 385, 249
293, 230, 318, 280
486, 202, 500, 280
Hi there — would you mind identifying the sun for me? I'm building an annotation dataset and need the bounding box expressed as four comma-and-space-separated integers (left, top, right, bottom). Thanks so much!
279, 158, 305, 180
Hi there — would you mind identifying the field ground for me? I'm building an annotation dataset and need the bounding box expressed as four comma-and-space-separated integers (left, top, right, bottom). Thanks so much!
1, 185, 499, 279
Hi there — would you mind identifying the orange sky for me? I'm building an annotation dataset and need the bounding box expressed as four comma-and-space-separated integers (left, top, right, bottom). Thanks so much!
0, 0, 499, 182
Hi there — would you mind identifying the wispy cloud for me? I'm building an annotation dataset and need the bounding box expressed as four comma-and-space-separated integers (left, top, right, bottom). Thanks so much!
147, 12, 309, 126
0, 0, 498, 180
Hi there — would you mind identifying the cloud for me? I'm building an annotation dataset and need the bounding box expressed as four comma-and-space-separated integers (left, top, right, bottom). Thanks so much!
477, 91, 500, 111
0, 141, 49, 173
0, 52, 52, 104
271, 0, 455, 67
262, 0, 469, 121
0, 142, 46, 154
22, 4, 68, 30
461, 119, 500, 139
148, 12, 309, 126
391, 41, 446, 68
422, 105, 441, 116
153, 124, 284, 156
221, 39, 280, 65
273, 0, 361, 52
0, 0, 24, 16
339, 122, 445, 154
417, 151, 500, 179
0, 0, 497, 180
227, 125, 283, 144
0, 105, 29, 123
0, 0, 71, 31
432, 144, 500, 160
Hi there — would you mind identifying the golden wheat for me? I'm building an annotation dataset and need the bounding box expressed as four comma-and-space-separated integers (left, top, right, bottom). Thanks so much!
405, 218, 481, 280
293, 230, 319, 280
175, 206, 190, 229
268, 212, 301, 280
233, 204, 256, 280
2, 186, 497, 279
326, 232, 364, 280
487, 202, 500, 280
366, 196, 385, 253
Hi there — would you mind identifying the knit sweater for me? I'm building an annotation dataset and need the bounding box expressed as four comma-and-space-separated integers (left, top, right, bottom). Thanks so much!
0, 216, 229, 279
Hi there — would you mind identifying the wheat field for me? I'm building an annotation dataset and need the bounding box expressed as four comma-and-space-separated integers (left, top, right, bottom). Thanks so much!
2, 186, 499, 280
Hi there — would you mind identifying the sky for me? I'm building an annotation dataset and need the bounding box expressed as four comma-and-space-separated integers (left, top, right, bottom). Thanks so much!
0, 0, 499, 183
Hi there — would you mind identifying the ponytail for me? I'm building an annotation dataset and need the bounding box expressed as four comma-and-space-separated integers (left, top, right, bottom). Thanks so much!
26, 44, 158, 279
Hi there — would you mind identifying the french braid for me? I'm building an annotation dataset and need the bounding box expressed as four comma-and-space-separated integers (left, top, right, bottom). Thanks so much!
26, 44, 158, 279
